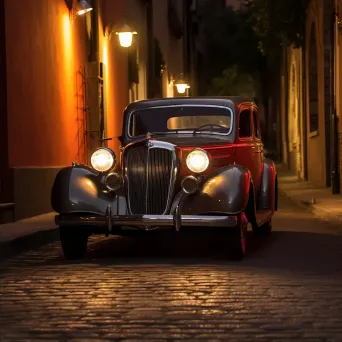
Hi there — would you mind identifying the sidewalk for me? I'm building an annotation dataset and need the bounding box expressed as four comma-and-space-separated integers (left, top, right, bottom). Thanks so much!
277, 165, 342, 226
0, 212, 57, 259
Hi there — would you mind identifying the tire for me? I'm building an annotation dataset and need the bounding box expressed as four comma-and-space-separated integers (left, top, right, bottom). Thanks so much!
59, 228, 89, 260
253, 218, 272, 236
227, 213, 248, 260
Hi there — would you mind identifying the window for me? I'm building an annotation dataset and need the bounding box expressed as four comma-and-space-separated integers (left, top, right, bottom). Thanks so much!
129, 106, 233, 137
239, 109, 251, 138
253, 110, 259, 138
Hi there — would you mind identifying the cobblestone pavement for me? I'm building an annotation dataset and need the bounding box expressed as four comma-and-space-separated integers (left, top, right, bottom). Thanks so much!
1, 193, 342, 341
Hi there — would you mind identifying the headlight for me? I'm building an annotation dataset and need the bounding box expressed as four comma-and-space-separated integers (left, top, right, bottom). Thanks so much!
186, 149, 209, 173
90, 148, 115, 173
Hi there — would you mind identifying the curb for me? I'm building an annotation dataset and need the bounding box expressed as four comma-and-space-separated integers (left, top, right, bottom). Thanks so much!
279, 187, 342, 226
278, 187, 310, 210
0, 227, 59, 260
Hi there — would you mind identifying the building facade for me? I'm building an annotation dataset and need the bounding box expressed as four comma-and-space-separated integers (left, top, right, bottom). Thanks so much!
281, 0, 342, 192
0, 0, 196, 222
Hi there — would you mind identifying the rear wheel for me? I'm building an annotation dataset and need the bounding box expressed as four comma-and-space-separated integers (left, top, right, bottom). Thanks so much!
59, 227, 89, 260
227, 213, 248, 260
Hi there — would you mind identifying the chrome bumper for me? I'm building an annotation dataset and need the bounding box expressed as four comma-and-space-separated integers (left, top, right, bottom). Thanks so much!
55, 211, 238, 232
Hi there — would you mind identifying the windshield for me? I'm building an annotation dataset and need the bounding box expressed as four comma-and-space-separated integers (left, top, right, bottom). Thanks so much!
129, 106, 233, 137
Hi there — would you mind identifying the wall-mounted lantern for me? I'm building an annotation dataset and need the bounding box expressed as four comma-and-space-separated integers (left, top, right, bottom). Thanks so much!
106, 22, 138, 48
69, 0, 93, 21
174, 74, 190, 94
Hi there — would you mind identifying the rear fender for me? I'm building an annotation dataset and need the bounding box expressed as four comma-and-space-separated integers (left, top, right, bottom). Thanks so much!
258, 158, 277, 211
179, 165, 252, 216
51, 165, 127, 215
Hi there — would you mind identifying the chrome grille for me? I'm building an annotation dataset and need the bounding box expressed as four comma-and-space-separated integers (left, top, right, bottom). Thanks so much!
125, 143, 175, 215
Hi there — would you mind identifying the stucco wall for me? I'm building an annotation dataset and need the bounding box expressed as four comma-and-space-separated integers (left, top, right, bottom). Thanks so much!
126, 0, 148, 101
305, 0, 327, 186
336, 0, 342, 191
5, 0, 88, 168
5, 0, 135, 167
286, 46, 304, 179
153, 0, 184, 90
99, 0, 129, 157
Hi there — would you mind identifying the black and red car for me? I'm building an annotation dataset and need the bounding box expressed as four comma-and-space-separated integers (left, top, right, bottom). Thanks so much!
51, 97, 278, 260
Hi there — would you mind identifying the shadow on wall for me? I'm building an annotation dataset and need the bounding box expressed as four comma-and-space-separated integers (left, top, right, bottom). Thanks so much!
64, 0, 73, 11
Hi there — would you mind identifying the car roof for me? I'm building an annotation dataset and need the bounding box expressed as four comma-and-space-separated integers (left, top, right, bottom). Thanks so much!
125, 96, 255, 112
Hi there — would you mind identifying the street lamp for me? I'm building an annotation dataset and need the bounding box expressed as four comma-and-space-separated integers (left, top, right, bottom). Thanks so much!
175, 74, 190, 94
69, 0, 93, 21
106, 22, 138, 48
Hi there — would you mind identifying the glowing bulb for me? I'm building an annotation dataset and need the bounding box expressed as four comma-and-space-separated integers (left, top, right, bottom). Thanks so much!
186, 149, 209, 173
117, 31, 137, 47
90, 148, 115, 173
176, 83, 190, 94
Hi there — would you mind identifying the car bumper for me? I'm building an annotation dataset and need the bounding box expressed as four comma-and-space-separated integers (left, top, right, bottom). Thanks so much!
55, 211, 238, 232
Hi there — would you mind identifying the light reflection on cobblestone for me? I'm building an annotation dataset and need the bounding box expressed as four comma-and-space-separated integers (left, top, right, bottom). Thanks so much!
1, 194, 342, 341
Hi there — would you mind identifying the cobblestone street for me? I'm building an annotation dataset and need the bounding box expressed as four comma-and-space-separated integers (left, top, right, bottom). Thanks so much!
1, 193, 342, 341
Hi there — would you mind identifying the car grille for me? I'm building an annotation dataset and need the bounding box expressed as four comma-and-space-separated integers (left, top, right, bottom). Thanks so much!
125, 145, 175, 215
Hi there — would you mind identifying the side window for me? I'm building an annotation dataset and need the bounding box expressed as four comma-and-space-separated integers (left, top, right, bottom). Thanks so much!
253, 110, 259, 138
239, 109, 251, 138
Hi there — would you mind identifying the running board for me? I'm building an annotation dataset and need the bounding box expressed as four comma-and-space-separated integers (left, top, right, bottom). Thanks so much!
255, 209, 273, 227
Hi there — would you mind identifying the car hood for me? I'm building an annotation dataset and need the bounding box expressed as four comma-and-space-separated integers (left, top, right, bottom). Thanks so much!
149, 134, 233, 147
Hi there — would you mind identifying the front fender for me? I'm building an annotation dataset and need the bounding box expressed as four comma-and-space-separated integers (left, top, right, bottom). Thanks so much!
179, 165, 252, 215
51, 165, 127, 215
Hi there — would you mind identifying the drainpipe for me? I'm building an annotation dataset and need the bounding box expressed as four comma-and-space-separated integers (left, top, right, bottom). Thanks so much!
85, 0, 100, 163
331, 1, 340, 193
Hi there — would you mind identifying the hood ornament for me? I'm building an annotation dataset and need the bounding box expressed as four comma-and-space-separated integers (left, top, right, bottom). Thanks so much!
146, 132, 154, 148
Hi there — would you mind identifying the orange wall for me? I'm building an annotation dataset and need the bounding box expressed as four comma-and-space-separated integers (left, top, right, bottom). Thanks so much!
5, 0, 88, 167
5, 0, 131, 167
100, 0, 129, 157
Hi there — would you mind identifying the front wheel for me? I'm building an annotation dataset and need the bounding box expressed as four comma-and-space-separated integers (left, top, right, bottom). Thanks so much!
59, 227, 89, 260
226, 213, 248, 260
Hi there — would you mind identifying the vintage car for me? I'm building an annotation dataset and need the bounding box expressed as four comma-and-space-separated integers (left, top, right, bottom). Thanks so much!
51, 97, 278, 260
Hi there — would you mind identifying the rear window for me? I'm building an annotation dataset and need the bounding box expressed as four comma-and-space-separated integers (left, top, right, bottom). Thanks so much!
167, 116, 231, 130
129, 106, 233, 137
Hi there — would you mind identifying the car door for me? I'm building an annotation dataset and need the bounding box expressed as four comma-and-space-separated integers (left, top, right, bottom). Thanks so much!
251, 107, 263, 199
235, 105, 260, 194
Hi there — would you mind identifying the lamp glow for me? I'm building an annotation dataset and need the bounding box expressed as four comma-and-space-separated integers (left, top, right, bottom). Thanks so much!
174, 73, 190, 94
76, 0, 93, 15
186, 149, 210, 173
117, 31, 137, 47
175, 83, 190, 94
90, 148, 115, 173
77, 8, 92, 15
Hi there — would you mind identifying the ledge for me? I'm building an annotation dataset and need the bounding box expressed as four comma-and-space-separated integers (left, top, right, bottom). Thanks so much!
0, 212, 58, 259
